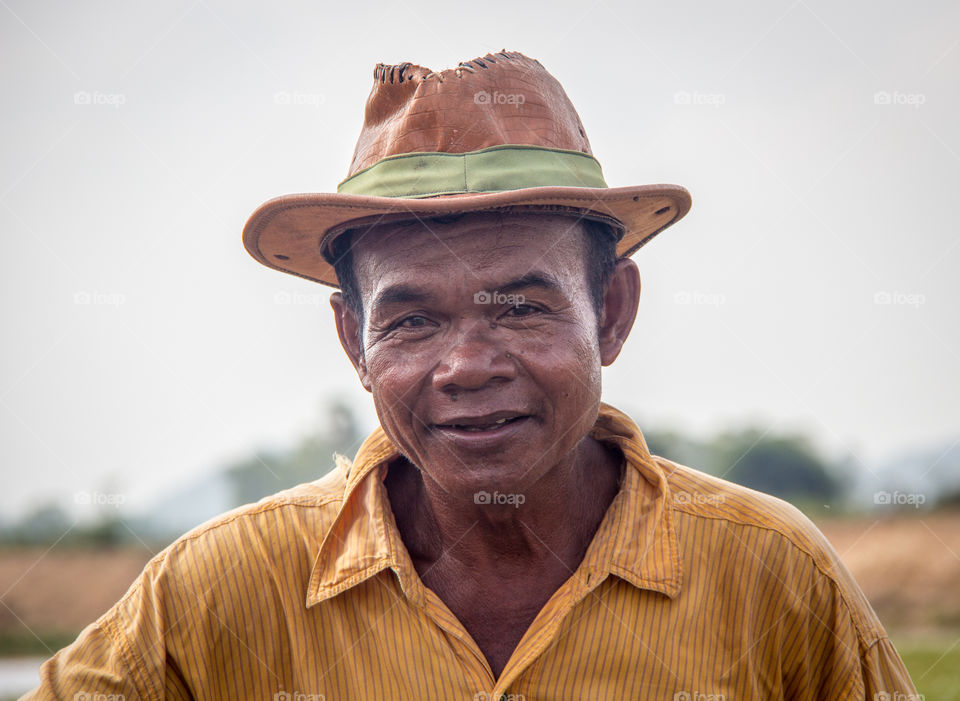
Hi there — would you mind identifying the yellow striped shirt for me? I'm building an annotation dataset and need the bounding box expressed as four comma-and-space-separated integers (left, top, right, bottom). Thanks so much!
25, 403, 917, 700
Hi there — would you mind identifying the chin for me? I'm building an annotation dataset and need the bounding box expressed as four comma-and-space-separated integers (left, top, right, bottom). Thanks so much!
433, 449, 544, 495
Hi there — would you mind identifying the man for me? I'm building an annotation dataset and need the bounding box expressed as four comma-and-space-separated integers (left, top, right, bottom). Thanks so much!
26, 50, 918, 700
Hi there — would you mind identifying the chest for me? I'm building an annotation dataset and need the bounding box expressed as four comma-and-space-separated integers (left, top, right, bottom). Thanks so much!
420, 566, 567, 677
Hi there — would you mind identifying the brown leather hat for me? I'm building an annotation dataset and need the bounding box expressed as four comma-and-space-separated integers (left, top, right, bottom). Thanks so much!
242, 50, 691, 288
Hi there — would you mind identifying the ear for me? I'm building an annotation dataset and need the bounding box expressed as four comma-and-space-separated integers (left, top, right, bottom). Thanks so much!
597, 258, 641, 366
330, 292, 372, 393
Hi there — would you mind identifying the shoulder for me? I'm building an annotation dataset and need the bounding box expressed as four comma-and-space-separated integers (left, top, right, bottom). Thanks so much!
171, 459, 346, 556
653, 455, 887, 644
55, 462, 353, 697
178, 459, 347, 542
656, 454, 826, 547
123, 459, 350, 606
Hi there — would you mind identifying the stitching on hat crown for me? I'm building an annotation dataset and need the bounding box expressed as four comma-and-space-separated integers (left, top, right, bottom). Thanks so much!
373, 50, 536, 84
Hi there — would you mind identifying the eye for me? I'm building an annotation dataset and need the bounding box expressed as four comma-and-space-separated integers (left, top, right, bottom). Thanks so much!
397, 315, 430, 328
504, 304, 540, 317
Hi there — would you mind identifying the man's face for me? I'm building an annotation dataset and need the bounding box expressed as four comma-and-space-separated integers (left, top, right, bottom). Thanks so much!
333, 211, 634, 500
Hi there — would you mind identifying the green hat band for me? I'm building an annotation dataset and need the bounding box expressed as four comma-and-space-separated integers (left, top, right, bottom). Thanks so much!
336, 144, 609, 198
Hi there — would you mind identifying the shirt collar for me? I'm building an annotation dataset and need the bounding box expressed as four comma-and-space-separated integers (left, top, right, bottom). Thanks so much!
305, 402, 681, 608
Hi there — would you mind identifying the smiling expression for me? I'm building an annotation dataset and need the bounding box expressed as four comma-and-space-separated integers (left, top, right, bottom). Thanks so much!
333, 210, 629, 499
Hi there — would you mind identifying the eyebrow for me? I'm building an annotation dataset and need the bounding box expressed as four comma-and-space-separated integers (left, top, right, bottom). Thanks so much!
370, 284, 433, 311
369, 271, 567, 312
494, 272, 566, 296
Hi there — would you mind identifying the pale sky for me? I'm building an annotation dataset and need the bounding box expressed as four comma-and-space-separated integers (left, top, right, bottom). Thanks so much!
1, 0, 958, 520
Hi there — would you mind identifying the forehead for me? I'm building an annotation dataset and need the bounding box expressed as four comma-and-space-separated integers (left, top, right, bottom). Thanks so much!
347, 211, 591, 292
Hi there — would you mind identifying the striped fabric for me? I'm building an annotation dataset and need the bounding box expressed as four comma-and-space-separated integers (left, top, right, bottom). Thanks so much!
25, 403, 917, 700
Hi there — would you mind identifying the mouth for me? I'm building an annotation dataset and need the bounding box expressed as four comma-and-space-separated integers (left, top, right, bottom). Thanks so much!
431, 411, 531, 435
435, 416, 527, 433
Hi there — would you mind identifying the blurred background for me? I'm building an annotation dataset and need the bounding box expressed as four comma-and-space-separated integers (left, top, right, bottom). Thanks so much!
1, 0, 958, 697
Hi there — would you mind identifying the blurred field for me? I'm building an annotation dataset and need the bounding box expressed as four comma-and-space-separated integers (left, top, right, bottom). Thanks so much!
895, 633, 960, 701
0, 547, 151, 655
812, 512, 960, 699
1, 513, 958, 696
813, 512, 960, 631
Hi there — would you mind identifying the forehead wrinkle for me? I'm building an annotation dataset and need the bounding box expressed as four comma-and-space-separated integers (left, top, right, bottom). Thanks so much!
352, 212, 592, 303
443, 219, 584, 275
356, 224, 517, 276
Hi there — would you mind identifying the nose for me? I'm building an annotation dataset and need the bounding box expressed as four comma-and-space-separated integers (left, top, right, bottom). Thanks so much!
431, 320, 517, 393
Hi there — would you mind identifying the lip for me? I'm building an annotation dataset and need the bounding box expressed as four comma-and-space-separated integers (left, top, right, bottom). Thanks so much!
432, 410, 527, 428
430, 413, 533, 451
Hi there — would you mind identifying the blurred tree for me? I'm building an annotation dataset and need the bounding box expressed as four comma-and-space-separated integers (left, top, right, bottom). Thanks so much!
5, 502, 72, 545
644, 429, 718, 474
936, 488, 960, 510
226, 398, 364, 505
710, 429, 842, 502
75, 516, 129, 547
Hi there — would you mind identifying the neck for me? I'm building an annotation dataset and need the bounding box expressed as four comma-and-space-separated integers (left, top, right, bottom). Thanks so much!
385, 436, 624, 576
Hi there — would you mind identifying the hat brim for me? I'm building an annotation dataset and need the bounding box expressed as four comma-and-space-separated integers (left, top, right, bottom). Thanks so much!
242, 184, 691, 289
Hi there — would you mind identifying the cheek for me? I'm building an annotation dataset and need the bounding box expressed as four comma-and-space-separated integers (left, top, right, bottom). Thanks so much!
363, 346, 430, 440
519, 322, 601, 388
363, 351, 441, 470
561, 339, 603, 405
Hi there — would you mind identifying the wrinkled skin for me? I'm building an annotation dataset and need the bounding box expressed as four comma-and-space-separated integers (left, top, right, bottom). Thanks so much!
330, 211, 641, 678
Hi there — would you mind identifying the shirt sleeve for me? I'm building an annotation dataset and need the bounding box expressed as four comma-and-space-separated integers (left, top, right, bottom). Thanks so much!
776, 529, 921, 700
860, 636, 920, 700
738, 502, 921, 701
20, 558, 183, 701
22, 616, 145, 701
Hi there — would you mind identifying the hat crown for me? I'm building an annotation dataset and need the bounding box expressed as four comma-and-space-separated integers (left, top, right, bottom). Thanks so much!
347, 50, 594, 177
241, 49, 691, 289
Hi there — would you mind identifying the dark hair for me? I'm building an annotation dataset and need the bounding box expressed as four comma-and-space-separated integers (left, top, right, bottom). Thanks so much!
581, 217, 620, 320
329, 213, 620, 333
